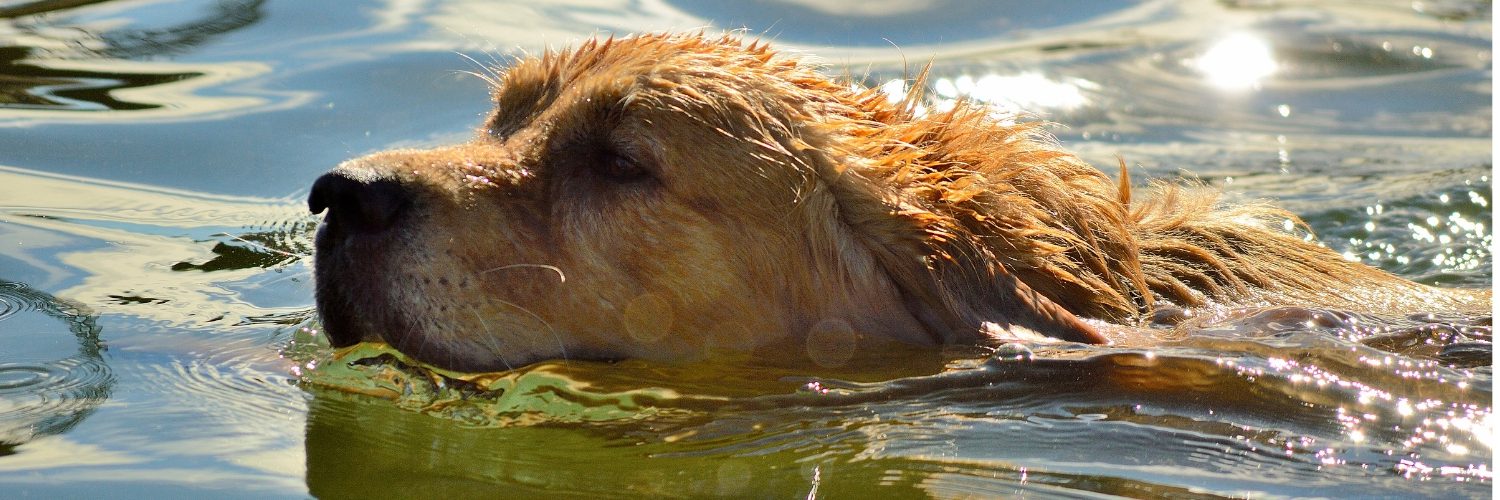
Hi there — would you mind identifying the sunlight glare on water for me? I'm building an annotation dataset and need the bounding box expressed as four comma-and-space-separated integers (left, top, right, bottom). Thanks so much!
879, 72, 1095, 118
932, 73, 1093, 112
1193, 33, 1279, 90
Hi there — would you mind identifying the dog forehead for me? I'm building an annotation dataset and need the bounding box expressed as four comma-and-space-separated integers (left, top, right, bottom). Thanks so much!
487, 35, 817, 128
483, 42, 671, 138
474, 35, 859, 194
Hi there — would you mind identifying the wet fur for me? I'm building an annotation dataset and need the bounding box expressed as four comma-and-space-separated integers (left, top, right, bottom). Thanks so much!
311, 33, 1489, 371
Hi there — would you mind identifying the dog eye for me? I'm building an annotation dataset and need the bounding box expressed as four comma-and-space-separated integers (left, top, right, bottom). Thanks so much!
596, 151, 648, 182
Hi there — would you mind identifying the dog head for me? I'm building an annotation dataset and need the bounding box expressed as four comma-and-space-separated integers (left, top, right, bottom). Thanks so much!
309, 33, 1102, 371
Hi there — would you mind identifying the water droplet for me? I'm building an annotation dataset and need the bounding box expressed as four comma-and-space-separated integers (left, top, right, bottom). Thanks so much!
991, 342, 1034, 361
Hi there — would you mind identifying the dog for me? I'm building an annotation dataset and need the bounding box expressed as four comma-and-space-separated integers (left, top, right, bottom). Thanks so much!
308, 33, 1489, 372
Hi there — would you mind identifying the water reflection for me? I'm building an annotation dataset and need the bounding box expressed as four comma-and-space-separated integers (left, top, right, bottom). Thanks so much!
872, 70, 1098, 125
92, 0, 266, 59
0, 281, 111, 450
421, 0, 1165, 62
302, 316, 1493, 496
0, 45, 200, 111
0, 0, 295, 121
930, 72, 1094, 113
0, 165, 312, 327
1193, 33, 1278, 90
771, 0, 936, 17
0, 165, 311, 487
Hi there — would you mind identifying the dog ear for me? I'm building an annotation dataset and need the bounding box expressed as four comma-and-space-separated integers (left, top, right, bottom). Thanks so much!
828, 173, 1110, 345
870, 220, 1104, 345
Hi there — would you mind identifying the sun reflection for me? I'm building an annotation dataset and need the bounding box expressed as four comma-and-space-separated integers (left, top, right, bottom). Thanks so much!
894, 72, 1096, 118
1264, 353, 1494, 483
1193, 33, 1278, 90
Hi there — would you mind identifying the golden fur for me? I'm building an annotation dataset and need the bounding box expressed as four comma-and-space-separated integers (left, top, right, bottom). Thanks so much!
310, 33, 1488, 371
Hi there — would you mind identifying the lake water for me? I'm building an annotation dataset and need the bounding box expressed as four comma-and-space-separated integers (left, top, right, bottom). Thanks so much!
0, 0, 1491, 498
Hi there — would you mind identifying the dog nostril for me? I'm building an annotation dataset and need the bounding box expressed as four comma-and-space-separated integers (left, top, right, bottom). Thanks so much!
308, 170, 412, 234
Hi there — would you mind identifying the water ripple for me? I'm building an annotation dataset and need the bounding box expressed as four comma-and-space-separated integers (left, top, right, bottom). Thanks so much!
0, 281, 113, 446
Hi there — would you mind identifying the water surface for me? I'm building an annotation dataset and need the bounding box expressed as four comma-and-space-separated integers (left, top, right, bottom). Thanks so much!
0, 0, 1490, 497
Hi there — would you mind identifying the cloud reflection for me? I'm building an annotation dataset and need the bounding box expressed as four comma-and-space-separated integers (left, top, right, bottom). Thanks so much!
1193, 33, 1278, 90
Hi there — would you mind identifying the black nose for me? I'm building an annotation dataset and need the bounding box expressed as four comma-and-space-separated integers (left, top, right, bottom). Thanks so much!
308, 169, 412, 234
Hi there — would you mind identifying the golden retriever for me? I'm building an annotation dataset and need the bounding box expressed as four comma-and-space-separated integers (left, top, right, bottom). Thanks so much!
308, 33, 1488, 371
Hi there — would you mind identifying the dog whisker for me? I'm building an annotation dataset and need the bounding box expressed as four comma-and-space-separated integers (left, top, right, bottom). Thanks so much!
490, 297, 567, 366
480, 264, 566, 284
469, 311, 515, 372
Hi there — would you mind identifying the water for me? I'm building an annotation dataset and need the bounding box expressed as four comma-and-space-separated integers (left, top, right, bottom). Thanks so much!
0, 0, 1491, 497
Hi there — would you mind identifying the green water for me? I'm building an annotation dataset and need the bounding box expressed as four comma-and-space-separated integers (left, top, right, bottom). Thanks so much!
0, 1, 1491, 498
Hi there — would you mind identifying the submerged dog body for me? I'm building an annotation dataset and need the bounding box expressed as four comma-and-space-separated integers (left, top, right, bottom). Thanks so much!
310, 33, 1487, 371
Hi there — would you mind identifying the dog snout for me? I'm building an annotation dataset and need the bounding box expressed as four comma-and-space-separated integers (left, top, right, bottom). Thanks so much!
309, 168, 413, 235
